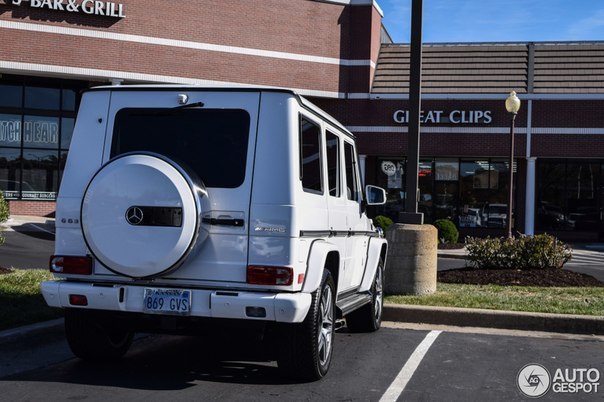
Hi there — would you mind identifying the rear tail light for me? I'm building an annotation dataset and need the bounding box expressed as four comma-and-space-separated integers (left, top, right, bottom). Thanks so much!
69, 294, 88, 306
50, 255, 93, 275
247, 265, 293, 286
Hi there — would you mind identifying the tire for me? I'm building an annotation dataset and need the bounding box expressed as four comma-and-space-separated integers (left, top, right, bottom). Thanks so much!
277, 270, 335, 381
346, 259, 384, 332
64, 309, 133, 361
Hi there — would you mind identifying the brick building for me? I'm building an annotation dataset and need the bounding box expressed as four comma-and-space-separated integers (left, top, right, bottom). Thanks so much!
1, 0, 604, 240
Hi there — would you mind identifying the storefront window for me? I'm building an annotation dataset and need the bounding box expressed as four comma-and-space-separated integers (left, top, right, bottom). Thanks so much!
61, 117, 75, 149
434, 182, 458, 222
0, 77, 83, 200
435, 159, 459, 181
460, 160, 490, 227
0, 148, 22, 199
23, 115, 60, 149
24, 87, 61, 110
458, 159, 513, 228
21, 149, 59, 200
537, 160, 603, 234
0, 85, 22, 108
537, 161, 566, 230
377, 158, 406, 222
434, 159, 459, 222
62, 89, 77, 111
0, 114, 22, 147
376, 157, 516, 229
418, 160, 433, 222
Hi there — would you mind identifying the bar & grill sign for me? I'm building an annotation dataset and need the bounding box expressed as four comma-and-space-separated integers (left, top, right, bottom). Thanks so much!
10, 0, 125, 18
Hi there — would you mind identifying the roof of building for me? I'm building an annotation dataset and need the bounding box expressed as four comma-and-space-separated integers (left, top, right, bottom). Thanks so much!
372, 42, 604, 94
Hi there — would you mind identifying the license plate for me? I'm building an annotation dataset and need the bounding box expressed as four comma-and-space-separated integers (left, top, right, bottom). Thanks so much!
143, 288, 191, 315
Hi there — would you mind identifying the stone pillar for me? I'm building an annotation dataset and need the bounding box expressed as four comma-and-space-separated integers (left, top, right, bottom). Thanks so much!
385, 223, 437, 295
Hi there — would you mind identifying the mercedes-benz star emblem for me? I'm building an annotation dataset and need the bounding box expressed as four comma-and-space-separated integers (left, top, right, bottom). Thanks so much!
126, 206, 144, 225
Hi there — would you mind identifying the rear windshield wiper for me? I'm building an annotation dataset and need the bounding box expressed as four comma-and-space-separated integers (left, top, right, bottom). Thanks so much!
173, 101, 205, 109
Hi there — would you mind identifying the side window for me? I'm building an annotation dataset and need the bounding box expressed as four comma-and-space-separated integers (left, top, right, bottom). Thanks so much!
344, 141, 359, 201
300, 116, 323, 194
326, 131, 340, 197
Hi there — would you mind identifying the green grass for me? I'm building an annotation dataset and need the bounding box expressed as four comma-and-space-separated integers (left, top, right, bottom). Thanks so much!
1, 270, 603, 333
0, 269, 63, 331
386, 283, 604, 316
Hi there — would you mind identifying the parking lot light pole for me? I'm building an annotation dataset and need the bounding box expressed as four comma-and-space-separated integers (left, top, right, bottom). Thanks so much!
505, 91, 521, 238
401, 0, 424, 225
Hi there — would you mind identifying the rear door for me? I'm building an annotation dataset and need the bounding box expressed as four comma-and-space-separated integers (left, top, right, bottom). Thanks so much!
341, 139, 369, 290
98, 90, 260, 284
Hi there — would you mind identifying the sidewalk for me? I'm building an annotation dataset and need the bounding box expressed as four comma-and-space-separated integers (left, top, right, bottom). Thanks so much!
437, 246, 467, 259
438, 242, 604, 259
1, 215, 55, 233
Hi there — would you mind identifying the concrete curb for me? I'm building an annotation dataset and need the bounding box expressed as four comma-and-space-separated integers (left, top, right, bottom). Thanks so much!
0, 318, 64, 344
383, 304, 604, 335
2, 305, 603, 345
437, 252, 467, 260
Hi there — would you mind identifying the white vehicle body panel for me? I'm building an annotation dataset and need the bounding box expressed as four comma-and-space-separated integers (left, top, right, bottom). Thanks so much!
44, 86, 387, 325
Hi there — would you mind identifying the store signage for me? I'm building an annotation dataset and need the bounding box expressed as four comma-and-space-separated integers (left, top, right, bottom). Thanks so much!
381, 160, 404, 189
381, 161, 397, 176
10, 0, 125, 18
393, 109, 492, 125
0, 118, 59, 145
1, 190, 56, 200
22, 191, 56, 200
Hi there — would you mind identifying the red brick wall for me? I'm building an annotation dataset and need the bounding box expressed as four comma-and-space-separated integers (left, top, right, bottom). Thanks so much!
531, 100, 604, 157
8, 201, 56, 217
0, 0, 380, 94
312, 97, 604, 159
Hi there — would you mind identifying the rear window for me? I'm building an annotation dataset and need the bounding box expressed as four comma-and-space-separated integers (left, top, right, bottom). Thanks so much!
111, 108, 250, 188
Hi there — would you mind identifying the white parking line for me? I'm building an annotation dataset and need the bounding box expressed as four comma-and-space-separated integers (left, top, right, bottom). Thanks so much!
30, 223, 55, 236
379, 330, 442, 402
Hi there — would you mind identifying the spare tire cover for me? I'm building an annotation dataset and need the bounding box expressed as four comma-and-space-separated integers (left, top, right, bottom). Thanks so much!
81, 153, 207, 278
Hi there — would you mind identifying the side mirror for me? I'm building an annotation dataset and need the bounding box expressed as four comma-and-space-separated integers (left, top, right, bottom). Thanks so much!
365, 185, 386, 205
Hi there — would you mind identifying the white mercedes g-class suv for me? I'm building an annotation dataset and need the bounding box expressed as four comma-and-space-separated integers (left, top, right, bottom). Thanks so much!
41, 86, 387, 381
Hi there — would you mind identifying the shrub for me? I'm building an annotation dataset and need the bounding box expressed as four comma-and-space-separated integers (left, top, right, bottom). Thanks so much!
373, 215, 393, 232
515, 234, 572, 269
433, 219, 459, 244
0, 192, 7, 246
465, 234, 571, 270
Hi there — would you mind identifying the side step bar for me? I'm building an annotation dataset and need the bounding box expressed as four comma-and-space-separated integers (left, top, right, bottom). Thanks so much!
336, 292, 372, 317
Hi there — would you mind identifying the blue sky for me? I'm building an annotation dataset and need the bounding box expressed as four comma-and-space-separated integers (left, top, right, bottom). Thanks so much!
379, 0, 604, 43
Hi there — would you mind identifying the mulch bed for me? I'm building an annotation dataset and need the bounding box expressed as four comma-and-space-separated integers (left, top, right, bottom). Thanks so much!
439, 267, 604, 287
437, 243, 465, 250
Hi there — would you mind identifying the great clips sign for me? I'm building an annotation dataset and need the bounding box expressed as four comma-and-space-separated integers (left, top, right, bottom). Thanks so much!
10, 0, 125, 18
393, 109, 492, 125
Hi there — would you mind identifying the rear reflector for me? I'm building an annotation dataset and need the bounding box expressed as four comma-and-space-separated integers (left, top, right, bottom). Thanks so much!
50, 255, 93, 275
247, 265, 293, 286
245, 306, 267, 318
69, 294, 88, 306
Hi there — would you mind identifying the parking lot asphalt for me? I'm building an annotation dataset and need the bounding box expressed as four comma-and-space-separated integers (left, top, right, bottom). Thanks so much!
0, 215, 603, 345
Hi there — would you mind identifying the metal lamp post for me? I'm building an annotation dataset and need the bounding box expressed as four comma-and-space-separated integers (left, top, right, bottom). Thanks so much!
505, 91, 521, 238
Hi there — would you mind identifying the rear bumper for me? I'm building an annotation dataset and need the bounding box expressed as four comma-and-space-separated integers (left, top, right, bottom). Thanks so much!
41, 281, 311, 323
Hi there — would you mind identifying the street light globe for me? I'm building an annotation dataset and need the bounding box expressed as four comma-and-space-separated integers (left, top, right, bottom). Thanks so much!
505, 91, 521, 114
